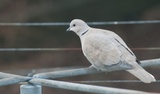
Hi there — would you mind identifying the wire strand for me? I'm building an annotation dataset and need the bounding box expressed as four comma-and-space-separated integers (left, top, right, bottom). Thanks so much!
0, 20, 159, 26
0, 48, 81, 51
0, 47, 159, 51
73, 80, 160, 83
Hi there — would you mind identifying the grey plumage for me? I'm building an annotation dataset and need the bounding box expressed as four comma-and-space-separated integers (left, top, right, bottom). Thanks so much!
67, 19, 156, 83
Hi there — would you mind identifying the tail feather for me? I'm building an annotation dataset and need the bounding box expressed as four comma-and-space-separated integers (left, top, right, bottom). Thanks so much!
127, 62, 156, 83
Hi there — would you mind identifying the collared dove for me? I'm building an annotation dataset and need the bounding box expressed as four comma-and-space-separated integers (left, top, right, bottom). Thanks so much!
67, 19, 156, 83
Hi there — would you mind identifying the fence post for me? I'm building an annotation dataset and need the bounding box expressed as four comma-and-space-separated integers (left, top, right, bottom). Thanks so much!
20, 84, 42, 94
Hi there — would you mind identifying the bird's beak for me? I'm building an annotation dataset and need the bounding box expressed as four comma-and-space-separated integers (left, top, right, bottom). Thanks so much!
66, 27, 71, 32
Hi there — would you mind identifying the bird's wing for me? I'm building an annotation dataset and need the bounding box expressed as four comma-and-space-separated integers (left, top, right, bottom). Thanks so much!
81, 30, 122, 66
101, 29, 137, 63
112, 32, 135, 56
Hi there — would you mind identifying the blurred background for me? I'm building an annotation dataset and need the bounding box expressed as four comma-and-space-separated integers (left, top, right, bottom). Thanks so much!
0, 0, 160, 94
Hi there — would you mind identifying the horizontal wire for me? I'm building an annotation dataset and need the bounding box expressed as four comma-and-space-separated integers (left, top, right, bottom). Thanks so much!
73, 80, 160, 83
0, 20, 159, 26
87, 20, 160, 25
132, 47, 160, 50
0, 47, 159, 51
0, 22, 69, 26
0, 48, 81, 51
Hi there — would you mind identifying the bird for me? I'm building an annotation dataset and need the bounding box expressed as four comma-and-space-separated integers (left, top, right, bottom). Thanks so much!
66, 19, 156, 83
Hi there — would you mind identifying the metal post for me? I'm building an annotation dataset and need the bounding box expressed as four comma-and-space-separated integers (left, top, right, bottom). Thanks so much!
20, 84, 42, 94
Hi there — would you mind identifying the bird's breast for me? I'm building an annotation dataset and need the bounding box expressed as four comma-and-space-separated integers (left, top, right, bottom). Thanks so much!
81, 37, 112, 68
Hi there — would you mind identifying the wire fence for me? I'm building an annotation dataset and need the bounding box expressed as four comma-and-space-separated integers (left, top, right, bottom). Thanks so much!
0, 20, 159, 52
0, 20, 160, 94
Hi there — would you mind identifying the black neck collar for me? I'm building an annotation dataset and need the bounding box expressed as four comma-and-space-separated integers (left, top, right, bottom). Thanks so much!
81, 29, 89, 36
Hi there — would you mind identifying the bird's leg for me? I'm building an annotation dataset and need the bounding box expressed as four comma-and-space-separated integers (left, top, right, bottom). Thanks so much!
89, 65, 94, 68
89, 65, 103, 71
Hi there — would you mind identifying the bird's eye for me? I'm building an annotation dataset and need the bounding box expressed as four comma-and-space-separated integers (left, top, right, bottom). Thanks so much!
73, 24, 76, 27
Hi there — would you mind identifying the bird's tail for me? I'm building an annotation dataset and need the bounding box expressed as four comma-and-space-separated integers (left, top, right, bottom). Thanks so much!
127, 62, 156, 83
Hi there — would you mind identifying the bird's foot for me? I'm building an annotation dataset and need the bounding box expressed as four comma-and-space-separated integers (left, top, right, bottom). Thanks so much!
89, 65, 102, 71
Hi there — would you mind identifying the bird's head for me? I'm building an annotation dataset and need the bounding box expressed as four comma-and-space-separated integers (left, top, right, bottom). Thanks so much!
67, 19, 90, 36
